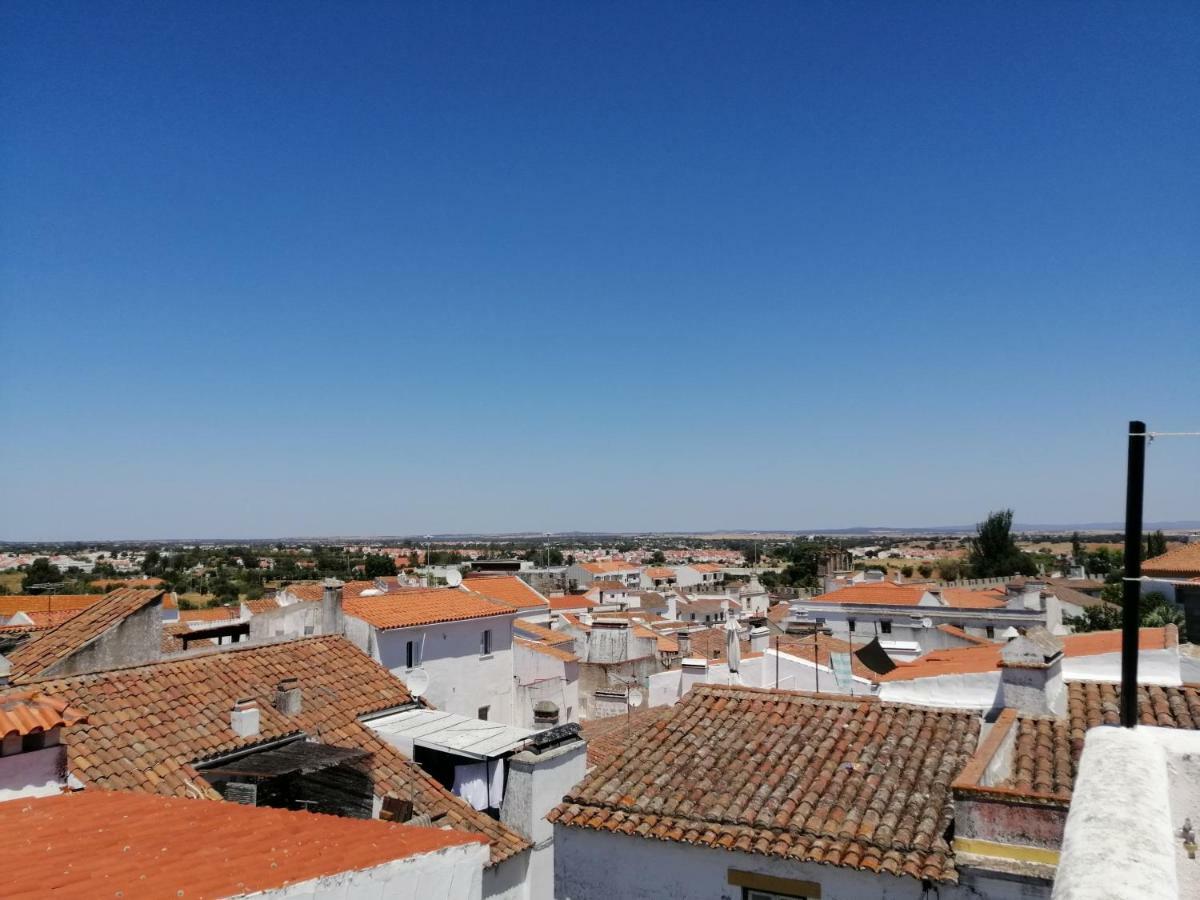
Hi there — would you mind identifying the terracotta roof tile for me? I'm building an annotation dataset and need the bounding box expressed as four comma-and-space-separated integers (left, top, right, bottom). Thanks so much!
515, 636, 578, 663
0, 790, 486, 899
773, 633, 879, 682
551, 684, 979, 883
462, 575, 549, 610
580, 561, 639, 574
580, 706, 672, 767
936, 624, 992, 646
345, 587, 516, 630
5, 589, 163, 683
550, 595, 596, 611
7, 635, 528, 865
243, 597, 282, 615
0, 595, 99, 618
179, 606, 243, 623
1143, 543, 1200, 577
1002, 681, 1200, 800
643, 567, 676, 580
514, 619, 576, 646
0, 691, 87, 738
878, 627, 1172, 682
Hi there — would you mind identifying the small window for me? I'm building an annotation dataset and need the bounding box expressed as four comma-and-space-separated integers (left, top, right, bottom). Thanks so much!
406, 639, 416, 669
302, 625, 314, 636
986, 626, 995, 639
880, 620, 893, 634
481, 629, 492, 656
847, 618, 856, 633
478, 706, 489, 721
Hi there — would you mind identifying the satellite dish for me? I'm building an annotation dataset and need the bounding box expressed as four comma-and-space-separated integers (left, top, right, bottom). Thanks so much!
406, 668, 430, 698
444, 569, 463, 587
627, 688, 644, 708
920, 617, 933, 629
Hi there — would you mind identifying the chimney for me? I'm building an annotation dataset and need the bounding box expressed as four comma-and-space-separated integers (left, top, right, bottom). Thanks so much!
532, 700, 559, 731
274, 678, 302, 716
321, 578, 344, 635
680, 658, 708, 694
675, 630, 690, 655
999, 627, 1066, 717
230, 698, 260, 738
749, 625, 770, 653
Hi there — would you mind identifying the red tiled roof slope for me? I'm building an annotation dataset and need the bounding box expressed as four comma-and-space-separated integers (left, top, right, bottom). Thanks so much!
0, 790, 486, 899
0, 691, 87, 738
462, 575, 549, 610
580, 707, 672, 768
345, 587, 514, 630
18, 635, 528, 865
550, 683, 979, 883
6, 589, 163, 683
515, 637, 578, 663
514, 618, 575, 646
0, 595, 99, 618
1143, 543, 1200, 576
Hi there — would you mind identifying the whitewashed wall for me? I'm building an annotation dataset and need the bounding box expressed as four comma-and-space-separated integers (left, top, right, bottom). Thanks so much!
269, 839, 488, 899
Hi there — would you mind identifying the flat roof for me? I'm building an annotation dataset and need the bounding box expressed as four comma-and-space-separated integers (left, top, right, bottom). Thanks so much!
366, 708, 536, 760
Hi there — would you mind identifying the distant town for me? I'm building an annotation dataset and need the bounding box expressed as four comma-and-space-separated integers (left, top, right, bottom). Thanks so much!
1, 512, 1199, 896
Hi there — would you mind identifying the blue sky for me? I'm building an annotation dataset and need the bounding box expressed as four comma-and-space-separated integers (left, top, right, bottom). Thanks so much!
2, 2, 1197, 540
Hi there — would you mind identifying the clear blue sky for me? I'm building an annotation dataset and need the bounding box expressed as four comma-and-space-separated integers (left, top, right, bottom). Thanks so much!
2, 2, 1197, 540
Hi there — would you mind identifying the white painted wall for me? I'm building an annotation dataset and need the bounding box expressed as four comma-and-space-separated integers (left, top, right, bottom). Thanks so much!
515, 642, 580, 727
647, 650, 875, 708
0, 746, 65, 801
553, 825, 1045, 900
363, 615, 519, 725
268, 839, 488, 899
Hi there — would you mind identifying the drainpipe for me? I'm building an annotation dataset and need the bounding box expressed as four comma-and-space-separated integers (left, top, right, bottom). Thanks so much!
1120, 420, 1146, 728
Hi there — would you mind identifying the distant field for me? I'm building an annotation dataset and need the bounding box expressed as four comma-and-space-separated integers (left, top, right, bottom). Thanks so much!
0, 572, 23, 592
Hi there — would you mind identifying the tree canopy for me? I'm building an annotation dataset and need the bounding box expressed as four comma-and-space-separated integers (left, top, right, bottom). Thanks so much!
966, 510, 1037, 579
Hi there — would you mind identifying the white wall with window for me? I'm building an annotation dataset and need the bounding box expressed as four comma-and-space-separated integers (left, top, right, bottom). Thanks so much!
349, 612, 521, 726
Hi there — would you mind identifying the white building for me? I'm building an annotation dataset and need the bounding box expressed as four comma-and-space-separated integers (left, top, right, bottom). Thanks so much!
566, 560, 641, 590
344, 585, 523, 725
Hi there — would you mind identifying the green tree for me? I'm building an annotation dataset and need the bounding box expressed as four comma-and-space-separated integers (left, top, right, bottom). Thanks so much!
22, 558, 63, 593
1145, 530, 1168, 560
917, 563, 933, 578
967, 510, 1037, 579
1071, 531, 1083, 561
650, 550, 666, 565
364, 554, 398, 578
142, 549, 162, 576
937, 559, 962, 582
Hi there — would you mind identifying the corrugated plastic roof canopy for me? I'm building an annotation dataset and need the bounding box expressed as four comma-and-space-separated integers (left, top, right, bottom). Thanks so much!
367, 708, 535, 760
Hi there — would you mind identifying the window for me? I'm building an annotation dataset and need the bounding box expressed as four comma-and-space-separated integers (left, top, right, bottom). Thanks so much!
847, 618, 856, 633
302, 625, 314, 636
406, 640, 416, 669
880, 620, 892, 634
477, 706, 489, 721
480, 629, 492, 656
986, 625, 995, 639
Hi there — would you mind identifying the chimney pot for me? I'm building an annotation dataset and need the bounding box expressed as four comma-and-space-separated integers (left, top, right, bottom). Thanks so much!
230, 698, 260, 738
321, 578, 345, 636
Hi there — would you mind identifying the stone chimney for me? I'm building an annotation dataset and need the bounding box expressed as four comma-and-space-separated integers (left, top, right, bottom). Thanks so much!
675, 629, 690, 656
230, 698, 260, 738
321, 578, 345, 635
274, 677, 302, 716
999, 627, 1066, 717
1006, 580, 1045, 611
532, 700, 559, 731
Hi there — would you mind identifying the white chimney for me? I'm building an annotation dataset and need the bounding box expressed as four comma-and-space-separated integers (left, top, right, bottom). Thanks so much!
230, 698, 260, 738
680, 658, 708, 695
999, 628, 1065, 717
749, 625, 770, 653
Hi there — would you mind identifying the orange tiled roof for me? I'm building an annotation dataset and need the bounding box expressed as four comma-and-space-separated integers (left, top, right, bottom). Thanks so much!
807, 582, 930, 606
550, 684, 979, 883
243, 597, 283, 615
580, 561, 637, 574
0, 691, 86, 738
179, 606, 242, 623
10, 609, 84, 629
514, 618, 575, 646
0, 595, 99, 618
681, 625, 751, 662
878, 626, 1173, 682
5, 589, 164, 684
550, 594, 596, 611
0, 790, 487, 899
462, 575, 549, 610
89, 577, 165, 590
515, 637, 578, 663
937, 588, 1007, 609
773, 633, 879, 682
580, 706, 672, 767
992, 682, 1200, 801
20, 635, 528, 865
936, 624, 992, 646
280, 582, 326, 602
689, 563, 724, 573
1143, 542, 1200, 577
643, 567, 676, 580
345, 587, 514, 630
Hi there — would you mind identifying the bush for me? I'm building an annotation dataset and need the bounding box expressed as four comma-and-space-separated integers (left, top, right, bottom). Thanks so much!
900, 566, 914, 578
917, 563, 933, 578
